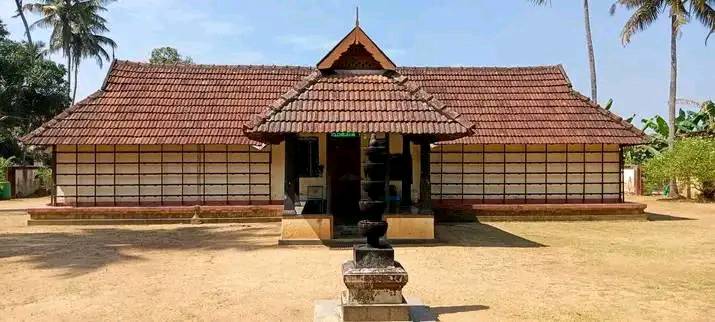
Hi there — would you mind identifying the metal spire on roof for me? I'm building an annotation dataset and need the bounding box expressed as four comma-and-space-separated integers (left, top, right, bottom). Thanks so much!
355, 6, 359, 27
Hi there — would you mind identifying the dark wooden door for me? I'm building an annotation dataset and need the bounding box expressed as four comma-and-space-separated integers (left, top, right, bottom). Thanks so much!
327, 136, 361, 225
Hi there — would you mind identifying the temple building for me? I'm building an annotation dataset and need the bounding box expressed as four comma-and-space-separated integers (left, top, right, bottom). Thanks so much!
22, 24, 647, 240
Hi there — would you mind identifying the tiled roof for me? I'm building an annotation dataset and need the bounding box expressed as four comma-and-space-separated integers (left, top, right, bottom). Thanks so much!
22, 60, 313, 145
244, 71, 473, 141
22, 61, 645, 145
398, 66, 645, 144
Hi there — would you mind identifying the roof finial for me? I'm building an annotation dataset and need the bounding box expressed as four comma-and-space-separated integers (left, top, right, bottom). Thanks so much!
355, 6, 359, 27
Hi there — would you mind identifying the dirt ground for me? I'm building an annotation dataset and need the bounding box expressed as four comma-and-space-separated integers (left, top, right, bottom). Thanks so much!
0, 196, 50, 211
0, 196, 713, 321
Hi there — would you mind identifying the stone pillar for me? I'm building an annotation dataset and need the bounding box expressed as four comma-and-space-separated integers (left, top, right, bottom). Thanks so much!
400, 136, 412, 211
419, 141, 432, 215
284, 134, 298, 215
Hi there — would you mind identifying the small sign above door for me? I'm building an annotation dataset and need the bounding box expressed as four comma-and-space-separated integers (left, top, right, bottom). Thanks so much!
330, 131, 358, 138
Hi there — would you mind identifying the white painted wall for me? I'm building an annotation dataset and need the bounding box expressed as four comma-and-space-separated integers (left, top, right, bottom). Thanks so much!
55, 144, 272, 206
429, 144, 622, 202
54, 142, 623, 206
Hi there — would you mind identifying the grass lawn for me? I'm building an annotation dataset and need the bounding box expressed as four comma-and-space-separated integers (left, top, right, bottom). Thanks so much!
0, 196, 713, 321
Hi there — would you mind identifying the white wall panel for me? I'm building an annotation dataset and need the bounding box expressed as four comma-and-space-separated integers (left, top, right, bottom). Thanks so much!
430, 144, 623, 203
54, 144, 272, 205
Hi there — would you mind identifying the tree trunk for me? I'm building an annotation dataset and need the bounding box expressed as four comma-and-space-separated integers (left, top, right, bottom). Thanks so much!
72, 63, 79, 103
66, 53, 72, 102
583, 0, 597, 103
14, 0, 32, 45
668, 15, 680, 198
702, 181, 715, 200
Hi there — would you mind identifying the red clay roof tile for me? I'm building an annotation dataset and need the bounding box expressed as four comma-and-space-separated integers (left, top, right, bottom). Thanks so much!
22, 61, 645, 145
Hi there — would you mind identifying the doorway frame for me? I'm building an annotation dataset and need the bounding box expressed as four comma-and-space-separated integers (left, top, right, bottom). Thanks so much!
326, 133, 362, 226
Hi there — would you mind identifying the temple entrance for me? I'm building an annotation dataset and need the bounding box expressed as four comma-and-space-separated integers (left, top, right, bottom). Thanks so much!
327, 135, 361, 227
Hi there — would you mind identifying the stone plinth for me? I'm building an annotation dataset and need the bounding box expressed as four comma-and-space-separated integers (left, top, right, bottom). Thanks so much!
353, 243, 394, 268
342, 260, 408, 306
340, 291, 411, 321
314, 298, 437, 322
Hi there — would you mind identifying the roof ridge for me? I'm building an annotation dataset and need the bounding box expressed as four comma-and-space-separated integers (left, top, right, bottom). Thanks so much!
399, 65, 563, 70
114, 59, 314, 70
113, 59, 566, 71
388, 71, 474, 133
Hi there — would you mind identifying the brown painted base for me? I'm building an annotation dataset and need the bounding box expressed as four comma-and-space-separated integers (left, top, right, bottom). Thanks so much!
280, 215, 333, 242
434, 202, 647, 222
27, 205, 282, 225
383, 214, 435, 240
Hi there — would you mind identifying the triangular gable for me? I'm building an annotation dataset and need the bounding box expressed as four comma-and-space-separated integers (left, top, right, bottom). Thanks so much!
317, 26, 396, 70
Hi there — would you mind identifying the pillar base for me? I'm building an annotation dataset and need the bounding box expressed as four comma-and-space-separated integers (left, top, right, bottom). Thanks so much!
313, 297, 436, 322
383, 214, 434, 240
279, 215, 333, 242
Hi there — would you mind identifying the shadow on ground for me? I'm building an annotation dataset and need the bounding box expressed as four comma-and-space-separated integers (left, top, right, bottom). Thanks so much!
0, 224, 279, 277
432, 304, 490, 316
436, 223, 546, 248
646, 212, 695, 221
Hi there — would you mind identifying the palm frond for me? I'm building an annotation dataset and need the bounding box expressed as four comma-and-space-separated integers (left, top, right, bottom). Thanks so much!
618, 0, 667, 44
529, 0, 551, 5
690, 0, 715, 44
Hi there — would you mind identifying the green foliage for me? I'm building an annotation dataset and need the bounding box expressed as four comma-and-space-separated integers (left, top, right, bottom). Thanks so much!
643, 138, 715, 199
149, 47, 194, 65
0, 156, 16, 182
626, 101, 715, 166
611, 0, 715, 45
24, 0, 117, 102
35, 166, 53, 192
0, 33, 69, 161
0, 19, 9, 38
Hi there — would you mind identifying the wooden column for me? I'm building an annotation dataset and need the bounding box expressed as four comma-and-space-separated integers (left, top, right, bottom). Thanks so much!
400, 136, 412, 210
51, 145, 57, 206
419, 140, 432, 215
284, 134, 298, 215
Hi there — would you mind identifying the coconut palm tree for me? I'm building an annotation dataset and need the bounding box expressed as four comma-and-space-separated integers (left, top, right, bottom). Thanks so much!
24, 0, 73, 98
612, 0, 715, 197
13, 0, 33, 45
24, 0, 116, 102
68, 2, 116, 102
530, 0, 599, 103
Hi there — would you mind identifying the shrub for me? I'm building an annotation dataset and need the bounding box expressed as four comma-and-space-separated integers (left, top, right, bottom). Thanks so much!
0, 156, 15, 183
35, 167, 53, 194
644, 138, 715, 199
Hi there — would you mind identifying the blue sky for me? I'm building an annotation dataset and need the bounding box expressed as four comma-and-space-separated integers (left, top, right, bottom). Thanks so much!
1, 0, 713, 122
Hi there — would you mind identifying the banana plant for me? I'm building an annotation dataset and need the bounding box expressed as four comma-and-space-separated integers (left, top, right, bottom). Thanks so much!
677, 99, 715, 132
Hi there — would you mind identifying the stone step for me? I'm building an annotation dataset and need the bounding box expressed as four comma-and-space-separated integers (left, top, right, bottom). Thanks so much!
325, 238, 439, 248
